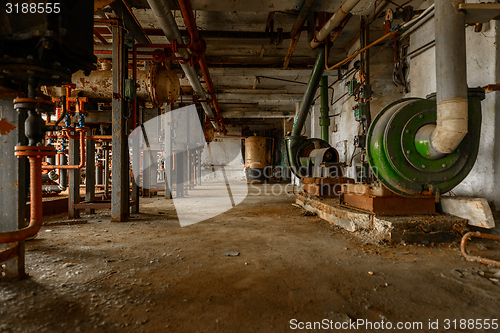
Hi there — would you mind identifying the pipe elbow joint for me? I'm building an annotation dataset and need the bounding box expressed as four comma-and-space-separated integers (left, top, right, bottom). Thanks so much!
431, 98, 468, 154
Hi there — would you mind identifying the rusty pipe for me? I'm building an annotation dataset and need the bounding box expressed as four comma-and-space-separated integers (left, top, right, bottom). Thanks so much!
461, 231, 500, 268
177, 0, 225, 131
42, 131, 86, 170
0, 157, 43, 244
199, 55, 224, 125
310, 0, 362, 49
146, 0, 221, 131
86, 135, 112, 140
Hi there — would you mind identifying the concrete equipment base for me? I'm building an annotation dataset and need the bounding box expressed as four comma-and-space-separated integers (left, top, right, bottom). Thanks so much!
296, 192, 468, 244
440, 196, 495, 229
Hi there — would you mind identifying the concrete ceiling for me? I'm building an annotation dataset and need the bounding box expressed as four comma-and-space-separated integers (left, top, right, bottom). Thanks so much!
94, 0, 428, 119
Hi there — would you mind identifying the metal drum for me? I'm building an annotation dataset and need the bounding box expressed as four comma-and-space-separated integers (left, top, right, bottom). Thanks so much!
245, 136, 267, 183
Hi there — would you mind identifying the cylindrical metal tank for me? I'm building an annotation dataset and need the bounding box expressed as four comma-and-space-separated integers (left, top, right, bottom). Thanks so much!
42, 65, 180, 107
245, 136, 267, 183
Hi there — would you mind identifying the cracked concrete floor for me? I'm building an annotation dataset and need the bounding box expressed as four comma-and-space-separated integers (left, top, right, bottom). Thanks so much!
1, 184, 499, 332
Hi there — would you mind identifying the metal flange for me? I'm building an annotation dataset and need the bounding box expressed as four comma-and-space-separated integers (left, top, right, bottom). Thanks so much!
14, 145, 56, 159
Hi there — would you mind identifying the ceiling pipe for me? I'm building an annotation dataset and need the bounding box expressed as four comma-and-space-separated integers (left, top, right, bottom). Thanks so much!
292, 45, 325, 136
177, 0, 226, 132
310, 0, 362, 49
283, 0, 316, 69
416, 0, 468, 158
145, 0, 222, 131
143, 28, 289, 40
110, 0, 152, 44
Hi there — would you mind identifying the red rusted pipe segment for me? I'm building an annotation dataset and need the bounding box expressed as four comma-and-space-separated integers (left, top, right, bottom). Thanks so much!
86, 135, 112, 141
94, 18, 123, 27
177, 0, 206, 56
461, 231, 500, 268
177, 0, 225, 131
42, 130, 86, 170
0, 147, 55, 244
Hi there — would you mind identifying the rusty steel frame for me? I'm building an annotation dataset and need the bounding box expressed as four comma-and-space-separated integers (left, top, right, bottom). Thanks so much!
461, 232, 500, 268
111, 24, 130, 222
85, 130, 96, 214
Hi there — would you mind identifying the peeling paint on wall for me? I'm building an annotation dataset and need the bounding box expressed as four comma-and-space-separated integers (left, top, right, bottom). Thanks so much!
0, 118, 17, 136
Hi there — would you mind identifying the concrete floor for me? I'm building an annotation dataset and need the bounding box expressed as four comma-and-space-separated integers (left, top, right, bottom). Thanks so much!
1, 184, 500, 332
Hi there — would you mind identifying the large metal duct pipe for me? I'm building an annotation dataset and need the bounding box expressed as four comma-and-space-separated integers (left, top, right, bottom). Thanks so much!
285, 46, 331, 178
292, 45, 325, 136
310, 0, 362, 49
43, 68, 180, 107
146, 0, 221, 131
417, 0, 468, 157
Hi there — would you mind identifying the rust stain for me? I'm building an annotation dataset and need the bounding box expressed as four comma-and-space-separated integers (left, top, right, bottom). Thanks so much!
0, 118, 17, 135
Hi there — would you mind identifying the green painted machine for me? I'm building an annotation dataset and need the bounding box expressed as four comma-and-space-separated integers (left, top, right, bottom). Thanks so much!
366, 88, 485, 197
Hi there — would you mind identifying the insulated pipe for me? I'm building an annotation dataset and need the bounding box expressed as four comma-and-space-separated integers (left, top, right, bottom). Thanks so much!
0, 157, 43, 244
59, 154, 68, 189
291, 45, 326, 136
146, 0, 221, 131
430, 0, 468, 155
310, 0, 362, 49
319, 76, 330, 142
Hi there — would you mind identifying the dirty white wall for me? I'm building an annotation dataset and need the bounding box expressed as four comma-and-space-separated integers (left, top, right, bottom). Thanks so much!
326, 24, 404, 179
308, 2, 500, 207
408, 2, 500, 207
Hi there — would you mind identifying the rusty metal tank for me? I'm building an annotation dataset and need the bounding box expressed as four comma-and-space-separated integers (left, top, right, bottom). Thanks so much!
42, 65, 180, 107
245, 136, 267, 183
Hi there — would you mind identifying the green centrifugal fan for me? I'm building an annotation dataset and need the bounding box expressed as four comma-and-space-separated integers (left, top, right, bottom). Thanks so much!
366, 88, 485, 197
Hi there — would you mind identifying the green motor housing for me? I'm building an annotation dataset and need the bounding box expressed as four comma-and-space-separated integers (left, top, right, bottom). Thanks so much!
366, 88, 485, 197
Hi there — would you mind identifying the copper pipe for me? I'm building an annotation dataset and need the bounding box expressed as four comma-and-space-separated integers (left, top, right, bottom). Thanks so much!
87, 135, 113, 140
0, 157, 43, 244
461, 232, 500, 268
42, 131, 86, 170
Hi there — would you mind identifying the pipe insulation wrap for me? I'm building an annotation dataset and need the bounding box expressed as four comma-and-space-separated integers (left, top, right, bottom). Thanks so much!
310, 0, 362, 49
431, 99, 468, 153
432, 0, 468, 154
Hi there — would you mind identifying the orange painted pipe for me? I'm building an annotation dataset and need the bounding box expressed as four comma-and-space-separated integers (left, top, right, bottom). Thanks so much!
0, 157, 43, 244
42, 131, 86, 170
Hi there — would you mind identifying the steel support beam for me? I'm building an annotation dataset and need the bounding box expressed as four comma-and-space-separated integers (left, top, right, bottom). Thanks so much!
68, 132, 80, 219
110, 0, 151, 45
131, 118, 140, 213
111, 24, 130, 222
164, 104, 173, 199
85, 131, 96, 214
104, 144, 110, 198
